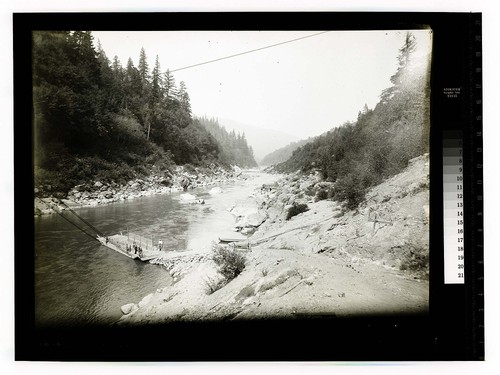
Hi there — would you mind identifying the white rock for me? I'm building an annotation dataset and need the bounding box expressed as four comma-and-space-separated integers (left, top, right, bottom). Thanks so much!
246, 212, 267, 227
235, 218, 249, 228
242, 296, 257, 306
233, 166, 242, 176
180, 193, 196, 201
120, 303, 138, 315
299, 181, 312, 190
209, 187, 223, 195
241, 227, 255, 235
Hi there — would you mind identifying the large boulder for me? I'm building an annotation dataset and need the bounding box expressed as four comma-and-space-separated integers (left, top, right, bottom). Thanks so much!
209, 187, 223, 195
246, 211, 267, 227
120, 303, 139, 315
230, 204, 257, 219
234, 217, 249, 229
233, 166, 242, 176
130, 182, 141, 190
299, 181, 313, 191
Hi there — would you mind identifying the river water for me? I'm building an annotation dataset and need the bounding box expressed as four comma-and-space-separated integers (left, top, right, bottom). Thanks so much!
34, 171, 278, 327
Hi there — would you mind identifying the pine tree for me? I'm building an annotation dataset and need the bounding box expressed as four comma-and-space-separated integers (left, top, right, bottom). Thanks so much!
96, 40, 119, 112
178, 81, 192, 115
112, 55, 122, 72
33, 31, 109, 151
151, 55, 163, 104
164, 69, 177, 101
124, 58, 141, 111
138, 47, 150, 83
380, 32, 417, 103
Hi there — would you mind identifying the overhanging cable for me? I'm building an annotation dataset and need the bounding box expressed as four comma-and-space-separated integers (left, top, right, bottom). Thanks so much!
59, 200, 105, 237
169, 30, 331, 73
55, 210, 100, 242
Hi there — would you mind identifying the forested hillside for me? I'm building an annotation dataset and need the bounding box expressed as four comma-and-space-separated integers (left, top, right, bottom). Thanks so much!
276, 32, 431, 209
33, 31, 224, 196
260, 138, 311, 166
196, 117, 257, 168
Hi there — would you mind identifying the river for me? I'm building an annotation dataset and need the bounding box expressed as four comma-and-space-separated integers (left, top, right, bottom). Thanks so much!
34, 170, 279, 327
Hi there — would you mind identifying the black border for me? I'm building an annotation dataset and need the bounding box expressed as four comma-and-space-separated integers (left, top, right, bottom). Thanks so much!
14, 12, 483, 361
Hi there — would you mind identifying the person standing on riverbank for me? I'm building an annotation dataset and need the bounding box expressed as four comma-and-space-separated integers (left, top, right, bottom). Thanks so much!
158, 239, 163, 251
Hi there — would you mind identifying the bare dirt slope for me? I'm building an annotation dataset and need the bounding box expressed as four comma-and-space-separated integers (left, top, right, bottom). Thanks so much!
119, 155, 429, 324
253, 154, 430, 276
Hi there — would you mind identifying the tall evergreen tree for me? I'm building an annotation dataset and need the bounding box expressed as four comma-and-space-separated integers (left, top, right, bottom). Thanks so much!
138, 47, 150, 84
163, 69, 177, 101
178, 81, 191, 115
33, 31, 107, 149
112, 55, 122, 72
151, 55, 163, 105
96, 40, 119, 113
380, 32, 417, 103
110, 55, 126, 108
124, 57, 141, 111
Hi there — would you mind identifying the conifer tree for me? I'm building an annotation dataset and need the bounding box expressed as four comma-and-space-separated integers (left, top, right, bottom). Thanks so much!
178, 81, 192, 115
151, 55, 163, 105
380, 32, 417, 103
138, 47, 150, 84
164, 69, 177, 101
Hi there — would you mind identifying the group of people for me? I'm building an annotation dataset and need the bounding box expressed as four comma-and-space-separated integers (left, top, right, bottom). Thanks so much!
123, 239, 164, 258
126, 242, 144, 258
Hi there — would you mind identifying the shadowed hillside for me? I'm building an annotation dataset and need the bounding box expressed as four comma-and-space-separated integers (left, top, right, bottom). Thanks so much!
33, 31, 228, 197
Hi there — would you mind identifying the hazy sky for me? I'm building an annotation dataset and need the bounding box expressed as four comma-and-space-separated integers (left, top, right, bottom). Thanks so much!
92, 29, 432, 140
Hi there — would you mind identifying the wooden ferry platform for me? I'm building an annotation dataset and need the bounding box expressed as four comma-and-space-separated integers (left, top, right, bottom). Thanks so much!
97, 232, 164, 262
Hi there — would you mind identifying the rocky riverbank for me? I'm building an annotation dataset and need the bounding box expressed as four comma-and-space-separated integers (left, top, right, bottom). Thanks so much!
34, 165, 245, 216
117, 154, 430, 324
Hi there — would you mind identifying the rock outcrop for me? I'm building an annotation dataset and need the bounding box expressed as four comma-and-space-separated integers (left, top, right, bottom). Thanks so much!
34, 165, 246, 216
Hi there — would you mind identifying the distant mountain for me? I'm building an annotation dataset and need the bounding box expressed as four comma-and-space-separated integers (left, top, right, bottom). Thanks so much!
216, 118, 300, 164
260, 138, 312, 166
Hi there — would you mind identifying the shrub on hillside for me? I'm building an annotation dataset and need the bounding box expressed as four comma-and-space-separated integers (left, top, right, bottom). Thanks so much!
333, 174, 366, 211
145, 147, 175, 173
315, 189, 329, 202
333, 161, 383, 210
286, 203, 309, 220
399, 245, 429, 275
212, 244, 247, 281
